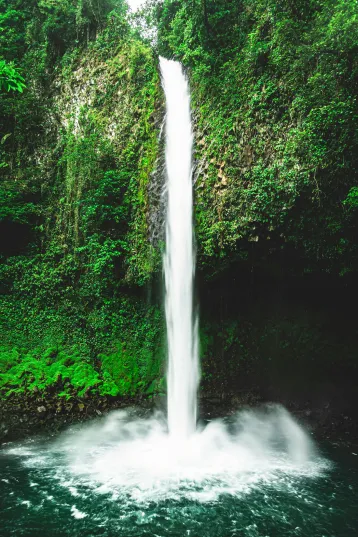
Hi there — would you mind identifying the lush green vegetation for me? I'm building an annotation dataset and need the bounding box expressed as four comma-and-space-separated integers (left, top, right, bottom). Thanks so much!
1, 0, 357, 404
0, 60, 25, 94
155, 0, 358, 278
0, 0, 165, 400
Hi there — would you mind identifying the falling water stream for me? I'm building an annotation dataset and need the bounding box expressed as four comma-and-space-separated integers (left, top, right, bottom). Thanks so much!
161, 57, 199, 439
1, 59, 358, 536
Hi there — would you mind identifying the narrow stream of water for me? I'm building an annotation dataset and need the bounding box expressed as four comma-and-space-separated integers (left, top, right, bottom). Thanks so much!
161, 57, 199, 439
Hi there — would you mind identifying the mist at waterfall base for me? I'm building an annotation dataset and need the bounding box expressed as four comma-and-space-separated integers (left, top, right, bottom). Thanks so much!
1, 59, 358, 536
1, 412, 358, 537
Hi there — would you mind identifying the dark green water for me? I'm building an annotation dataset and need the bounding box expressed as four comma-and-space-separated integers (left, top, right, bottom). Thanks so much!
1, 413, 358, 537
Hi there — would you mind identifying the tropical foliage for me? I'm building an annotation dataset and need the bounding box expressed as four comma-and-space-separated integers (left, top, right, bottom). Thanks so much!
1, 0, 357, 401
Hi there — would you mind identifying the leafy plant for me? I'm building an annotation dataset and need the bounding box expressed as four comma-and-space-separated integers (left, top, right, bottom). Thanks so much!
0, 59, 25, 93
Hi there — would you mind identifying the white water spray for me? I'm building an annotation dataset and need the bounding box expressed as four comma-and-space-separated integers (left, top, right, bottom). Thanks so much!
161, 57, 200, 439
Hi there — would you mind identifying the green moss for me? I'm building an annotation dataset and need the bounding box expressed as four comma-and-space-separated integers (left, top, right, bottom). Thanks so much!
0, 348, 99, 397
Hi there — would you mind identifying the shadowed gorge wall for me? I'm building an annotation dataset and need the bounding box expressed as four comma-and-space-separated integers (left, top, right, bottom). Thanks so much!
156, 0, 358, 407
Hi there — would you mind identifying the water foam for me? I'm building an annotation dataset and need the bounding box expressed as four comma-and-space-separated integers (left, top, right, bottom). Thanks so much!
5, 406, 328, 504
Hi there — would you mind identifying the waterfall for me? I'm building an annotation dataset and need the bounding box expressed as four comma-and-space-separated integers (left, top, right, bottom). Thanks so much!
0, 58, 326, 529
160, 57, 200, 439
31, 57, 323, 506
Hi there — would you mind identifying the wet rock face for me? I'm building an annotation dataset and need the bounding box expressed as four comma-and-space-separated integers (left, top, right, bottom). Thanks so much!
1, 390, 358, 445
0, 394, 142, 445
